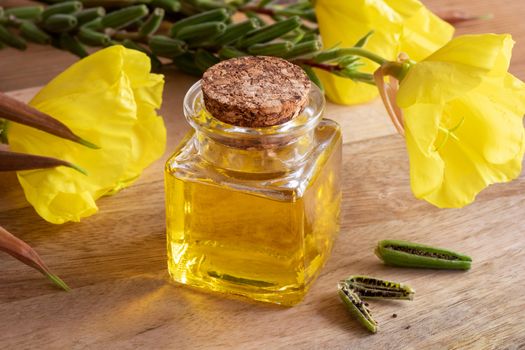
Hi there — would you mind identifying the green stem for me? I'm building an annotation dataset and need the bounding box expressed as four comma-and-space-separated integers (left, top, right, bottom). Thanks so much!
315, 47, 388, 66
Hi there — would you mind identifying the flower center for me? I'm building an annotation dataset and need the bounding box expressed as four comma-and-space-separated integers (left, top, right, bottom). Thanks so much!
434, 116, 465, 152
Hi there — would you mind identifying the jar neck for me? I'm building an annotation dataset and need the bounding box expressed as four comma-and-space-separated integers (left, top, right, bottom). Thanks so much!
194, 128, 316, 174
183, 80, 325, 174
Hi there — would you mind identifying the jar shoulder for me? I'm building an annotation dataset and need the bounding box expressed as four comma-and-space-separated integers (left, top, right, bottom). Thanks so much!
165, 119, 341, 201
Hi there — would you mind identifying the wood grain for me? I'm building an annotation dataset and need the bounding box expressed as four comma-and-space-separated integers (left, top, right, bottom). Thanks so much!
1, 0, 525, 349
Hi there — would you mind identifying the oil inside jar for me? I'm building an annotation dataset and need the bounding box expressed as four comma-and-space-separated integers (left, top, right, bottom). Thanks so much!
165, 119, 341, 306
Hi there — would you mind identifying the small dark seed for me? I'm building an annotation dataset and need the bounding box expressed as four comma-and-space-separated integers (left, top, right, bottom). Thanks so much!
364, 302, 369, 306
405, 325, 411, 329
392, 313, 397, 318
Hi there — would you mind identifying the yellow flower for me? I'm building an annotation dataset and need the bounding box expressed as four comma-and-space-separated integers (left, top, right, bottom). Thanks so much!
8, 46, 166, 224
397, 34, 525, 208
315, 0, 453, 105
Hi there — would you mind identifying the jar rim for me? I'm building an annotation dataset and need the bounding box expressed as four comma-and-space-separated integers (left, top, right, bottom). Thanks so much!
183, 80, 325, 140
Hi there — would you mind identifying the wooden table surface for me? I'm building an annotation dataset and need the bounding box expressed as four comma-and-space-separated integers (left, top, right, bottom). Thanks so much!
2, 1, 525, 349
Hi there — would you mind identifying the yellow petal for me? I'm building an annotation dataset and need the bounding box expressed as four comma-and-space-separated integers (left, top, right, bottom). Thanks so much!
423, 133, 525, 208
8, 46, 166, 224
315, 0, 453, 105
398, 34, 525, 208
424, 34, 514, 75
405, 128, 444, 199
400, 3, 455, 61
402, 102, 442, 155
397, 61, 482, 107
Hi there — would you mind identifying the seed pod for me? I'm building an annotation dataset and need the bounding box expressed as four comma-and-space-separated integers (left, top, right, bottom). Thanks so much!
149, 35, 186, 57
0, 24, 27, 50
194, 49, 220, 72
0, 150, 87, 174
44, 14, 78, 32
169, 8, 229, 37
139, 7, 164, 37
100, 4, 149, 29
20, 21, 51, 45
78, 27, 110, 46
375, 240, 472, 270
151, 0, 181, 13
42, 1, 82, 21
244, 11, 267, 27
345, 275, 415, 300
218, 46, 247, 60
175, 21, 226, 41
0, 225, 70, 291
247, 41, 292, 56
301, 64, 324, 93
5, 6, 44, 20
75, 7, 106, 25
237, 16, 301, 48
213, 19, 259, 46
172, 52, 202, 76
299, 32, 318, 43
285, 40, 321, 58
338, 282, 377, 333
121, 39, 162, 70
82, 17, 104, 31
59, 32, 88, 58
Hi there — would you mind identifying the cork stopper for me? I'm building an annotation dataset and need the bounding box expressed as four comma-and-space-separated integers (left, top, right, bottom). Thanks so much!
202, 56, 311, 127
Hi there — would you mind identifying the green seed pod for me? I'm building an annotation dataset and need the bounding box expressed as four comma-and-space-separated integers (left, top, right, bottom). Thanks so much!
301, 65, 324, 93
44, 14, 78, 32
345, 275, 415, 300
285, 40, 321, 58
217, 46, 247, 60
237, 16, 301, 48
59, 33, 88, 58
139, 7, 164, 37
20, 21, 51, 45
151, 0, 181, 13
244, 11, 267, 27
213, 19, 258, 46
75, 7, 106, 26
149, 34, 186, 57
100, 4, 149, 29
194, 49, 220, 72
5, 6, 44, 20
0, 24, 26, 50
78, 27, 110, 46
299, 32, 319, 43
172, 52, 202, 76
82, 17, 104, 31
175, 21, 226, 41
375, 240, 472, 270
282, 29, 305, 44
338, 283, 377, 334
247, 41, 292, 56
42, 1, 82, 21
121, 38, 147, 53
121, 39, 163, 70
169, 8, 229, 37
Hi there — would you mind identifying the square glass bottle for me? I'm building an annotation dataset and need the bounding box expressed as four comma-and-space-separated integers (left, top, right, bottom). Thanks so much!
165, 60, 341, 306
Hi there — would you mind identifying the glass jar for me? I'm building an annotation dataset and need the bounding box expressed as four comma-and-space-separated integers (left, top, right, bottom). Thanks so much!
165, 81, 342, 306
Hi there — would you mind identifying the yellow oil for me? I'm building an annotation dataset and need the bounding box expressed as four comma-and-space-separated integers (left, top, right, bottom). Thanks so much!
165, 121, 341, 305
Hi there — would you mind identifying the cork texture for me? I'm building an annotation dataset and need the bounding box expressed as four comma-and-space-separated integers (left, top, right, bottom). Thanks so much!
202, 56, 311, 127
